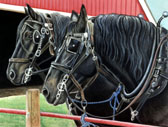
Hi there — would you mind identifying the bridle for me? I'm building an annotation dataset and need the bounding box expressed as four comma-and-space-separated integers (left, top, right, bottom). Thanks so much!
50, 21, 98, 103
9, 15, 54, 84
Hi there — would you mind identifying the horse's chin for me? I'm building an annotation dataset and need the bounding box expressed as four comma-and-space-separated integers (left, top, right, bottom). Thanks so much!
53, 93, 67, 106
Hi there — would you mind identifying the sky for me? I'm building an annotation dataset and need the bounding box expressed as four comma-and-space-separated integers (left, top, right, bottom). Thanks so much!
146, 0, 168, 29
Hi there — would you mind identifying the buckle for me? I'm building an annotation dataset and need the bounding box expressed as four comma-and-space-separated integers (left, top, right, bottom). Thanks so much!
35, 49, 41, 57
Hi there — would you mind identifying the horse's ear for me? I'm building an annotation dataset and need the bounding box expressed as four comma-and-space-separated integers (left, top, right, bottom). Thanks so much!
24, 7, 28, 15
79, 4, 88, 23
71, 10, 79, 22
26, 4, 42, 21
76, 4, 88, 31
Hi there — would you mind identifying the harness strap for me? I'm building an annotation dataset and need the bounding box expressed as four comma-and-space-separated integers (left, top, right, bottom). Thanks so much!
9, 42, 49, 64
98, 64, 122, 85
40, 42, 50, 54
9, 58, 30, 63
132, 87, 152, 121
82, 72, 99, 91
71, 54, 89, 74
33, 63, 46, 80
44, 13, 55, 55
123, 32, 157, 98
88, 20, 94, 43
29, 40, 50, 67
149, 73, 168, 98
70, 75, 86, 102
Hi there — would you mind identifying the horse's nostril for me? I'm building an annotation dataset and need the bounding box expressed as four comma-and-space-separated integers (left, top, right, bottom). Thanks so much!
42, 88, 50, 98
9, 69, 16, 81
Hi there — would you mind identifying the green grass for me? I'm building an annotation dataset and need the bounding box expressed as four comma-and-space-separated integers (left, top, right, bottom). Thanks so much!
0, 94, 76, 127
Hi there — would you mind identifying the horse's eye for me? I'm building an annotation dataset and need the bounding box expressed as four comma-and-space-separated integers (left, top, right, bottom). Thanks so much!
67, 39, 80, 53
33, 30, 41, 44
24, 31, 32, 39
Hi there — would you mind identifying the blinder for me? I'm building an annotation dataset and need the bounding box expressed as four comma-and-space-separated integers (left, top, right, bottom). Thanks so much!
65, 33, 87, 55
33, 30, 41, 44
52, 31, 91, 74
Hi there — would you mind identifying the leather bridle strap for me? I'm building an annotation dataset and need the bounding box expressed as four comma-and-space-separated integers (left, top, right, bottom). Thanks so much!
98, 64, 122, 85
29, 41, 50, 66
9, 58, 30, 63
33, 63, 46, 79
70, 75, 86, 102
40, 42, 50, 54
44, 14, 55, 47
9, 42, 49, 63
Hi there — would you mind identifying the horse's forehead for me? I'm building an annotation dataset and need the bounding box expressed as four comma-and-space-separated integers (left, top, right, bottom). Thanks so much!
32, 23, 41, 29
24, 19, 41, 30
66, 21, 76, 32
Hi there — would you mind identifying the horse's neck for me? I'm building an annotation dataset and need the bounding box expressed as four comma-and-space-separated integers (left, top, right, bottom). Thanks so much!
85, 74, 118, 100
98, 56, 136, 90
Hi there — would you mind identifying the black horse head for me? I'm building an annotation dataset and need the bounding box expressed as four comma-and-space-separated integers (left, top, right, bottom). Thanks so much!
42, 5, 98, 105
6, 4, 54, 85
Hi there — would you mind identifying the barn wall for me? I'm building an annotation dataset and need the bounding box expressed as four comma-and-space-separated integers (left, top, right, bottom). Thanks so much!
0, 0, 148, 20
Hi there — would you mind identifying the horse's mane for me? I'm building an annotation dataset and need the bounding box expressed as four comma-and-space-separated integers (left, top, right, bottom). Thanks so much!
49, 13, 70, 48
94, 14, 159, 84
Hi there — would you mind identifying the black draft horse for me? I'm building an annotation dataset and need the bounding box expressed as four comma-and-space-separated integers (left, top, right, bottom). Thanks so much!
43, 5, 168, 126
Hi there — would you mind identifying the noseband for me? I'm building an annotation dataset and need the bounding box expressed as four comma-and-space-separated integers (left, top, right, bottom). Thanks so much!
9, 15, 54, 83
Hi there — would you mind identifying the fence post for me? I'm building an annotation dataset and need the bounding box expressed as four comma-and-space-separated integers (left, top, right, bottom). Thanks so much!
26, 89, 41, 127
